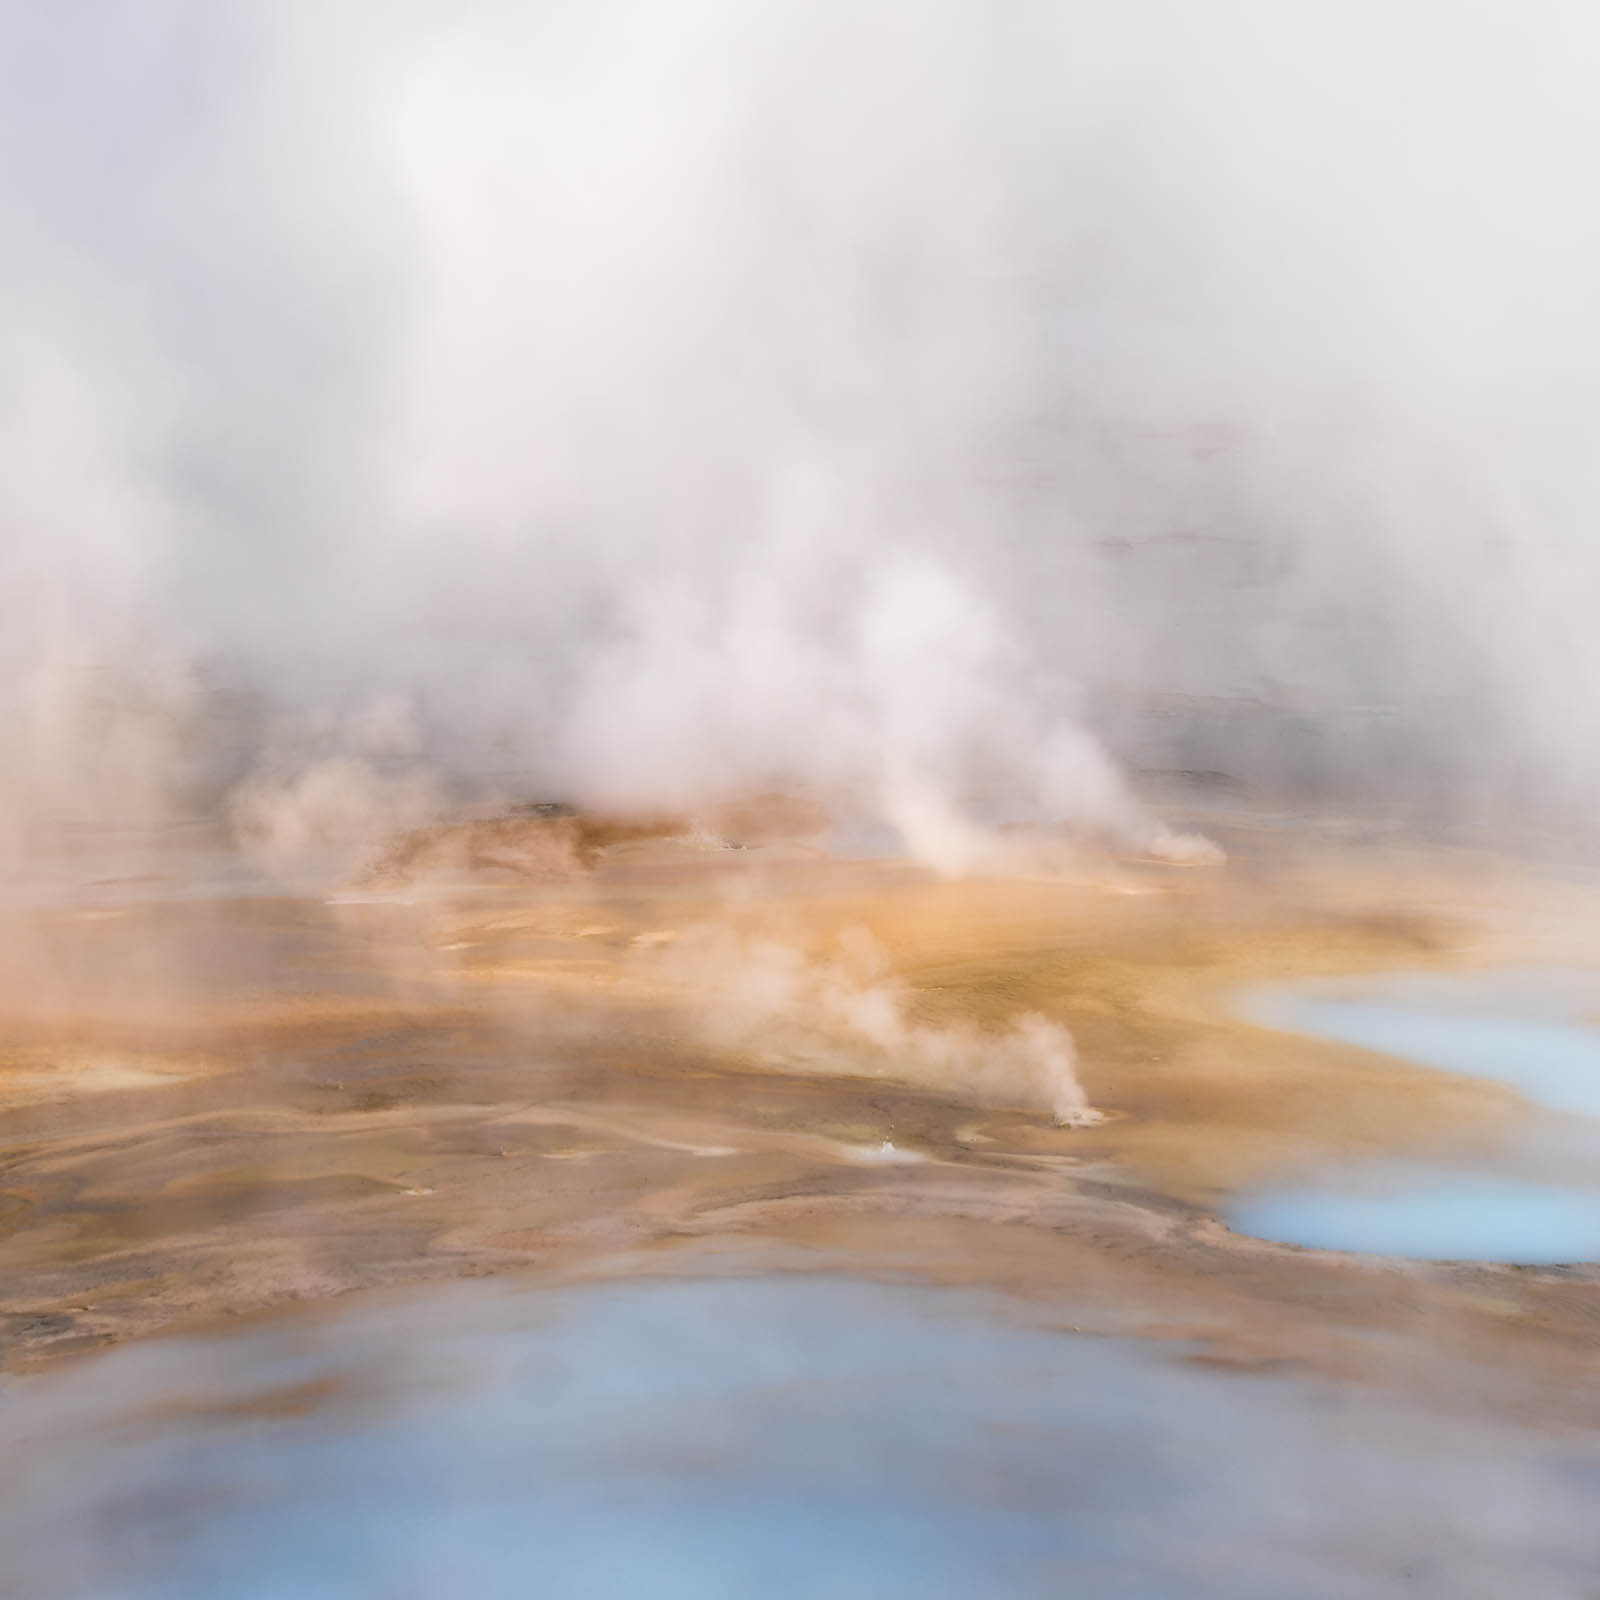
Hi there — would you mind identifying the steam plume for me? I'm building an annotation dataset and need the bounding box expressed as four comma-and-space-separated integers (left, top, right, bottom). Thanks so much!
4, 3, 1599, 866
663, 924, 1101, 1125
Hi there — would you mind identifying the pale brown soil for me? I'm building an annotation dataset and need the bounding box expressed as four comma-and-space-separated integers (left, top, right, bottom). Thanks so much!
0, 818, 1595, 1433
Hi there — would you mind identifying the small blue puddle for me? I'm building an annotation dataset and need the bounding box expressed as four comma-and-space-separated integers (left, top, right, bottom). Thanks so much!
1, 1274, 1596, 1598
1232, 969, 1600, 1262
1232, 1171, 1600, 1264
1240, 970, 1600, 1118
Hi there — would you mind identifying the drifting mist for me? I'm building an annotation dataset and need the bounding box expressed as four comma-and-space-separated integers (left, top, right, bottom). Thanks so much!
5, 2, 1599, 866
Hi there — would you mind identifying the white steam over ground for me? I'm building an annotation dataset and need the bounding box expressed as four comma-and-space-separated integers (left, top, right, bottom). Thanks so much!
4, 2, 1599, 864
662, 923, 1101, 1125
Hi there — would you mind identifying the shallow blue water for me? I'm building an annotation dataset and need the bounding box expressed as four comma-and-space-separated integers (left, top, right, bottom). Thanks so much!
1241, 972, 1600, 1119
1232, 969, 1600, 1261
1232, 1171, 1600, 1263
2, 1275, 1595, 1599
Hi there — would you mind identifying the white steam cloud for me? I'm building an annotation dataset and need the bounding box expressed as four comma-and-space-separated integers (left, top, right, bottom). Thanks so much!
3, 2, 1599, 866
662, 924, 1101, 1125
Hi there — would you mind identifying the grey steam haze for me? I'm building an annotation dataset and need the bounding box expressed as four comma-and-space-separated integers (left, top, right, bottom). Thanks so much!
4, 2, 1599, 868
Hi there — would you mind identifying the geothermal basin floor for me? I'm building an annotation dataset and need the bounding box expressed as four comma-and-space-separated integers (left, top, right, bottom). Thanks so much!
0, 833, 1597, 1594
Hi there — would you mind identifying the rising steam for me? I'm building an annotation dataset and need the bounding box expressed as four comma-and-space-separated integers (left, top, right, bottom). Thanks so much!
663, 924, 1101, 1125
3, 3, 1599, 868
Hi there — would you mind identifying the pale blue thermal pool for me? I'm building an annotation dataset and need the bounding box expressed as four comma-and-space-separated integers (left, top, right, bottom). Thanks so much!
1, 1274, 1595, 1599
1231, 969, 1600, 1262
1231, 1170, 1600, 1263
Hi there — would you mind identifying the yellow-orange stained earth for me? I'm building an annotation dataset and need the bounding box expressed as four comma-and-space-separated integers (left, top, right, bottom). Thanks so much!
0, 815, 1594, 1434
